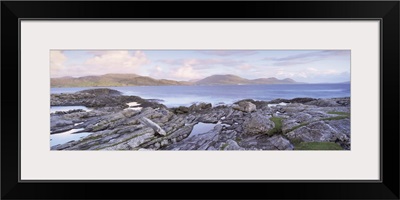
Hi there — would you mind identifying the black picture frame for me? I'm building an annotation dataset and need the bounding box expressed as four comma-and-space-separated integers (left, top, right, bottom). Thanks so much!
2, 1, 399, 199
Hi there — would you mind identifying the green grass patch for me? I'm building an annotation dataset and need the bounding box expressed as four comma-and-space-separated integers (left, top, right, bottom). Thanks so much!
327, 111, 350, 116
284, 122, 309, 134
289, 138, 303, 145
220, 143, 229, 150
295, 142, 343, 150
322, 116, 349, 121
323, 111, 350, 121
268, 117, 283, 136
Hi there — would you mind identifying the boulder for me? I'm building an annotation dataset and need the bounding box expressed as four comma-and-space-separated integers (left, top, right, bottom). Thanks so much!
232, 101, 256, 113
225, 139, 245, 150
242, 113, 274, 135
139, 117, 167, 136
267, 135, 294, 150
189, 103, 212, 112
173, 106, 190, 114
286, 121, 349, 144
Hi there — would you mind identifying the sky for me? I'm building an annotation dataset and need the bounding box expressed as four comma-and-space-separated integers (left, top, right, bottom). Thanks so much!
50, 50, 350, 83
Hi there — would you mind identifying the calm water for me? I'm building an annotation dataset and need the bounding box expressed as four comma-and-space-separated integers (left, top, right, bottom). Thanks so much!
190, 122, 230, 137
50, 128, 92, 147
51, 84, 350, 108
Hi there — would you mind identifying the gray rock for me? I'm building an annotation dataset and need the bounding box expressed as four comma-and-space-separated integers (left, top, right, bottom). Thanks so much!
51, 88, 165, 109
238, 135, 293, 150
206, 146, 217, 150
161, 140, 169, 146
139, 117, 167, 136
267, 135, 294, 150
242, 113, 274, 135
225, 139, 245, 150
189, 103, 212, 112
232, 101, 256, 113
326, 118, 350, 137
138, 148, 155, 151
304, 98, 350, 107
126, 132, 156, 149
172, 106, 189, 114
286, 121, 349, 145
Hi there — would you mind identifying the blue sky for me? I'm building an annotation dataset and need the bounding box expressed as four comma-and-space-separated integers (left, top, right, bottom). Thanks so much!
50, 50, 350, 83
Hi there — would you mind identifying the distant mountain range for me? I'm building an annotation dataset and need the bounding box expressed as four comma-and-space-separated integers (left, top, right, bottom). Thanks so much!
50, 73, 303, 87
51, 74, 190, 87
194, 74, 298, 85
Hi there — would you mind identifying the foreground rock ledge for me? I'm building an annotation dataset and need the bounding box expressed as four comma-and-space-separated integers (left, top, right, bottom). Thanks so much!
50, 88, 350, 150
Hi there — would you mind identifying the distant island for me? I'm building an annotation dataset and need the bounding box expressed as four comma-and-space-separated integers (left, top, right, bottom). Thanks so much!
50, 73, 303, 87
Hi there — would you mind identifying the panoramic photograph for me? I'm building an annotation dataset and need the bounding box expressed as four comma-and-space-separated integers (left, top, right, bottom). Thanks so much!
50, 50, 351, 151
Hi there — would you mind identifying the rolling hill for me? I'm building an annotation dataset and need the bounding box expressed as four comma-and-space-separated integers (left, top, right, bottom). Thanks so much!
195, 74, 300, 85
51, 74, 189, 87
195, 74, 250, 85
51, 73, 302, 87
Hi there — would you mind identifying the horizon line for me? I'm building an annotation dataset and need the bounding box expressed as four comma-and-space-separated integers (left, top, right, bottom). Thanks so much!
51, 72, 300, 81
51, 72, 351, 84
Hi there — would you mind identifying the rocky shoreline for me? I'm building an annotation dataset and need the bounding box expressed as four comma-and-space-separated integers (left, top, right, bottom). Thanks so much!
50, 88, 350, 150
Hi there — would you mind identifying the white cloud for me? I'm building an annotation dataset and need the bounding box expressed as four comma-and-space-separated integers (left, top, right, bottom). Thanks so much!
270, 67, 349, 83
149, 65, 164, 79
200, 50, 258, 56
276, 70, 297, 78
50, 51, 67, 76
84, 51, 149, 73
50, 50, 149, 77
274, 68, 341, 79
171, 60, 202, 80
264, 50, 351, 66
305, 67, 339, 76
238, 64, 253, 70
158, 58, 244, 68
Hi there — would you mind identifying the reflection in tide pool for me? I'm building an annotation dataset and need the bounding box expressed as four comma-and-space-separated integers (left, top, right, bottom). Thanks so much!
50, 106, 91, 114
50, 128, 92, 147
190, 122, 230, 137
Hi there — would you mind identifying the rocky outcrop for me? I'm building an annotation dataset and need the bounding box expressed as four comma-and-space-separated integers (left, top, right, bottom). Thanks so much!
51, 107, 190, 150
51, 88, 165, 109
268, 98, 316, 104
304, 97, 350, 107
242, 113, 274, 135
232, 101, 256, 113
161, 103, 213, 115
50, 89, 351, 150
172, 106, 190, 114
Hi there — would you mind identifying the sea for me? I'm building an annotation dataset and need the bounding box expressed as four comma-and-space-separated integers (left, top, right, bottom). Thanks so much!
50, 84, 350, 108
